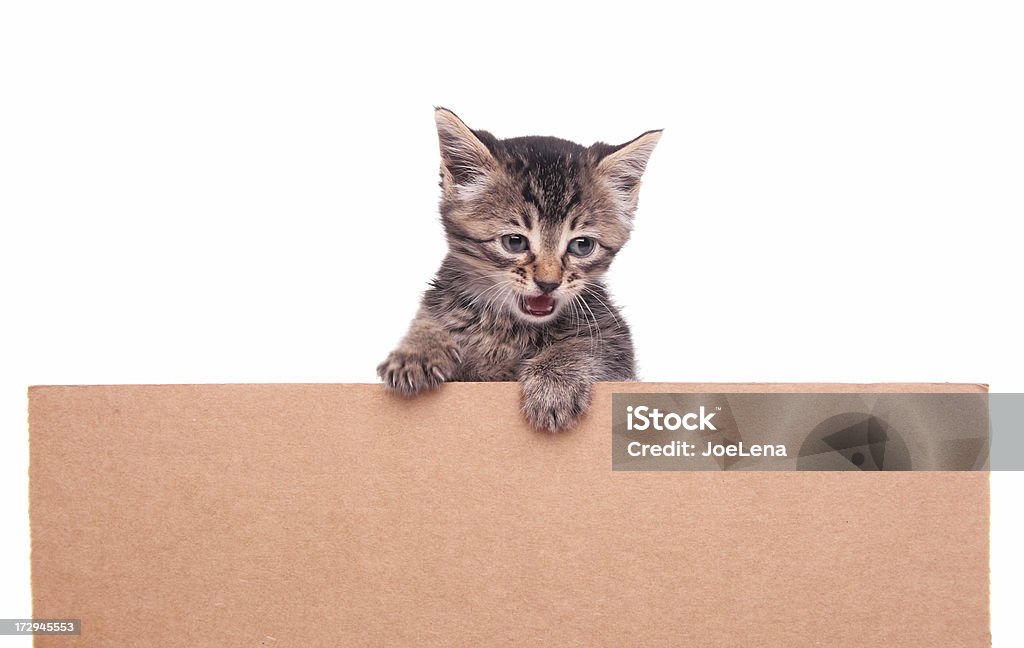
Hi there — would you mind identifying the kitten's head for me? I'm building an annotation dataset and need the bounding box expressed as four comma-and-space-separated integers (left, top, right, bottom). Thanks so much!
434, 107, 661, 325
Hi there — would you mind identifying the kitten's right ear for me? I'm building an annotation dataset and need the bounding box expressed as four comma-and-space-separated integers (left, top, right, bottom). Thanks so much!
434, 107, 496, 195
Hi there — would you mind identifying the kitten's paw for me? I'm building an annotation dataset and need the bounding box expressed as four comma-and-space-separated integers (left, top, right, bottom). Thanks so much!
377, 344, 460, 396
520, 369, 592, 432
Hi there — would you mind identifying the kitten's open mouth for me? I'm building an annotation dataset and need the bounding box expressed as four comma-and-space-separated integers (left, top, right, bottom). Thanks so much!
520, 295, 556, 317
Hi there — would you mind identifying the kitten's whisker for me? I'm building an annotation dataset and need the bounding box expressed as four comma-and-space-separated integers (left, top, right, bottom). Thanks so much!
464, 273, 525, 303
568, 295, 583, 340
566, 295, 581, 340
481, 282, 513, 318
582, 284, 622, 329
476, 288, 501, 316
577, 293, 603, 351
476, 282, 506, 302
572, 293, 598, 354
499, 286, 517, 321
469, 281, 508, 311
474, 272, 522, 281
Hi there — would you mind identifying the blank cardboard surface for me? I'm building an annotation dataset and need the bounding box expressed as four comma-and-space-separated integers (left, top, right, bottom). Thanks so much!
29, 383, 990, 647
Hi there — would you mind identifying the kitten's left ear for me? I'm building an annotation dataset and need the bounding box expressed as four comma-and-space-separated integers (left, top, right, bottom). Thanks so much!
595, 130, 662, 208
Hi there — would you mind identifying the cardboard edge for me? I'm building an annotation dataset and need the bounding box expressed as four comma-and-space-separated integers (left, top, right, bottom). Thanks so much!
27, 381, 990, 391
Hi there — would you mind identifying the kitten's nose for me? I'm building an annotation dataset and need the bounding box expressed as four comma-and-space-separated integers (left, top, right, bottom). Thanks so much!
534, 279, 561, 294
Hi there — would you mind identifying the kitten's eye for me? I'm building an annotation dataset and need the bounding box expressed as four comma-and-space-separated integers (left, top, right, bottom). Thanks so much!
501, 234, 529, 253
567, 237, 596, 257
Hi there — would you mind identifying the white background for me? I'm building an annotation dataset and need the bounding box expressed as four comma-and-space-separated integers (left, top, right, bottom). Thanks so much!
2, 0, 1021, 644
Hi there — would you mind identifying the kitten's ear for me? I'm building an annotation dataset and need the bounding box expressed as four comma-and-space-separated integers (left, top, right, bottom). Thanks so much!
595, 130, 662, 208
434, 107, 497, 195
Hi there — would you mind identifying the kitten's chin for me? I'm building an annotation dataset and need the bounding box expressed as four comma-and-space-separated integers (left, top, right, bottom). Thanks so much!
516, 295, 560, 324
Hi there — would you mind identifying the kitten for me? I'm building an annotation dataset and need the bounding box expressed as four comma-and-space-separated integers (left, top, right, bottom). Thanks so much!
378, 108, 660, 431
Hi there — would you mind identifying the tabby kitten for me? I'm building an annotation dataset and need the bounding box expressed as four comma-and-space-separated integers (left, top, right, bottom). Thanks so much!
378, 108, 660, 431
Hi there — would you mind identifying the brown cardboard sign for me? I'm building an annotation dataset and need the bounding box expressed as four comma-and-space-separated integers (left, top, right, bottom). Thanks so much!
29, 383, 989, 647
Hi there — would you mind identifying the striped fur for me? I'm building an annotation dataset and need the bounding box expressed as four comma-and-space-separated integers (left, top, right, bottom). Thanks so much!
378, 108, 660, 431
